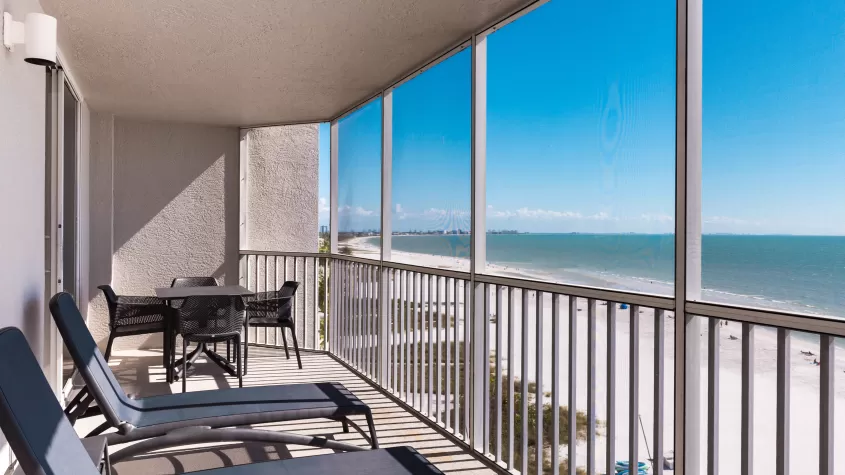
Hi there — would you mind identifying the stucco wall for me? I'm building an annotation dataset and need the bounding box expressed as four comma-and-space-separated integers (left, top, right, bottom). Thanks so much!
246, 125, 319, 252
101, 118, 240, 349
86, 111, 114, 345
245, 125, 320, 347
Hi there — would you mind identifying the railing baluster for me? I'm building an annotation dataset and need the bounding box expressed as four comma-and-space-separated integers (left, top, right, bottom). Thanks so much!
370, 265, 375, 379
254, 255, 260, 344
521, 289, 530, 475
399, 270, 406, 399
273, 256, 278, 346
454, 279, 460, 431
406, 271, 413, 401
708, 317, 720, 475
394, 269, 400, 393
607, 302, 616, 475
654, 309, 664, 475
412, 272, 418, 409
741, 323, 754, 475
445, 277, 452, 431
343, 261, 349, 364
569, 296, 578, 475
536, 291, 544, 475
356, 263, 362, 370
365, 265, 371, 375
301, 257, 307, 349
495, 284, 503, 461
281, 255, 288, 346
323, 259, 337, 354
359, 263, 364, 372
294, 257, 300, 345
347, 261, 352, 363
337, 260, 342, 360
436, 275, 443, 423
464, 280, 471, 439
421, 274, 428, 415
551, 294, 560, 475
372, 265, 377, 378
315, 257, 319, 350
360, 264, 370, 374
629, 304, 640, 475
776, 328, 791, 475
587, 298, 596, 475
429, 274, 435, 417
820, 334, 834, 475
483, 283, 491, 452
303, 257, 308, 349
313, 256, 319, 350
453, 277, 459, 430
508, 286, 516, 470
347, 262, 353, 366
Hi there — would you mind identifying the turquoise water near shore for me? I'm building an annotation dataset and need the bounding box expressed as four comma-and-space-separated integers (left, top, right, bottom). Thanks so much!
374, 234, 845, 317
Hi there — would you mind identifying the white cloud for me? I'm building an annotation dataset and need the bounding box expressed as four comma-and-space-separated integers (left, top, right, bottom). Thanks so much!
319, 197, 329, 213
703, 216, 760, 225
637, 213, 673, 223
339, 205, 375, 217
422, 208, 470, 218
490, 208, 612, 220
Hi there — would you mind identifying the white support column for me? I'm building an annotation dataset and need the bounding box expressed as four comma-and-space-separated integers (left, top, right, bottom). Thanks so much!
382, 91, 393, 263
473, 38, 487, 274
330, 120, 339, 254
380, 91, 393, 384
238, 129, 249, 286
239, 129, 249, 245
675, 0, 703, 473
470, 33, 488, 451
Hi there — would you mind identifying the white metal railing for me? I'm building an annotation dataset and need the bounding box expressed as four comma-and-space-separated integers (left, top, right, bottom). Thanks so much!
239, 251, 327, 350
330, 254, 673, 475
241, 251, 843, 475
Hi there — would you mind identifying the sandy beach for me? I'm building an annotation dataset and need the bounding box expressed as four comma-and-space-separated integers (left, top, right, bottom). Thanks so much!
341, 236, 845, 475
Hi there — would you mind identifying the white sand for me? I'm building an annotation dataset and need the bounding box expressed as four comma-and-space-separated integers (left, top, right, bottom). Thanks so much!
341, 237, 845, 475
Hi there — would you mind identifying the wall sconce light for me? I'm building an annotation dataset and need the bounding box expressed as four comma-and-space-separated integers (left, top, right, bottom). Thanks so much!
3, 12, 57, 66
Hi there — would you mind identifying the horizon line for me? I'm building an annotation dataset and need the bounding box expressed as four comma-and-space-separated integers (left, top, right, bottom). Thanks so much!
331, 231, 845, 237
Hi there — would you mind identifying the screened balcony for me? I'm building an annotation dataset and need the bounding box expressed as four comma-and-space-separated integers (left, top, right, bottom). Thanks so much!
18, 0, 844, 474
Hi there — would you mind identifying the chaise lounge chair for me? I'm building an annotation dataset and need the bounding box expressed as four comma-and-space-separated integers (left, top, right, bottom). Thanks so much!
49, 292, 378, 463
0, 326, 442, 475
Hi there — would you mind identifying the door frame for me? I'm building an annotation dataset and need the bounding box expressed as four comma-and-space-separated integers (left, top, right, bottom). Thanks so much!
46, 65, 83, 398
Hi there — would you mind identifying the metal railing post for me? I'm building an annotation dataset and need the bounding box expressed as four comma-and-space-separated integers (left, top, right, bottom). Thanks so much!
469, 31, 488, 452
379, 90, 393, 386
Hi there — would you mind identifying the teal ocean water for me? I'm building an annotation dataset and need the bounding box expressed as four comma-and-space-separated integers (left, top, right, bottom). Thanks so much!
376, 234, 845, 317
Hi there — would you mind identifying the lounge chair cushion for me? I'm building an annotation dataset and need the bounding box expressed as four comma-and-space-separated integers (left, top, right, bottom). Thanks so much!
127, 382, 369, 430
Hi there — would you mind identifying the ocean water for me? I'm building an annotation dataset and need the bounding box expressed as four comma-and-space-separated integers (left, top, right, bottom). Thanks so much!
378, 234, 845, 317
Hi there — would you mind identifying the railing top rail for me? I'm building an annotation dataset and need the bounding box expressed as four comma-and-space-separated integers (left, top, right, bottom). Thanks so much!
240, 250, 327, 258
242, 249, 845, 335
688, 301, 845, 338
380, 260, 471, 281
475, 273, 676, 310
330, 253, 382, 266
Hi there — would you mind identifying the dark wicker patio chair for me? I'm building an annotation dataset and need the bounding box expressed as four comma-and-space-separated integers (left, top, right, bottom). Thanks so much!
97, 284, 172, 362
177, 295, 245, 392
244, 281, 301, 373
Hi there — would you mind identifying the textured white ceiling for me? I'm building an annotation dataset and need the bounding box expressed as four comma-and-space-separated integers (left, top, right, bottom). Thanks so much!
42, 0, 532, 126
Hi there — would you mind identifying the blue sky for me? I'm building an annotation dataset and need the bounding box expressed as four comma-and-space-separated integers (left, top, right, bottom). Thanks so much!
322, 0, 845, 235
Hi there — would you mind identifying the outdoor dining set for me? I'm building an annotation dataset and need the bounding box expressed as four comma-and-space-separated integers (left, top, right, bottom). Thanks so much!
98, 277, 302, 392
